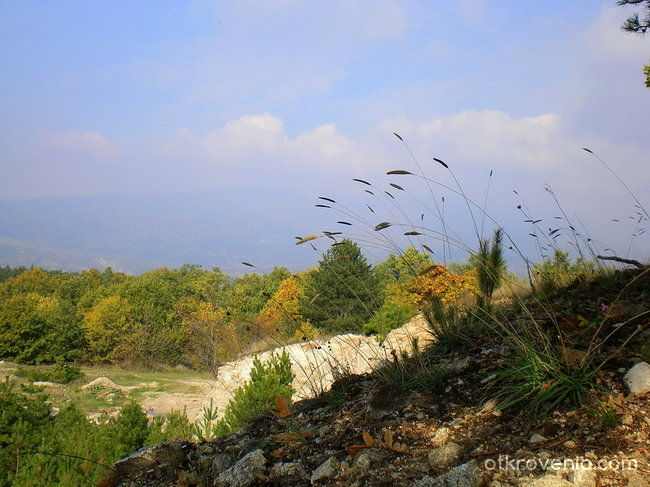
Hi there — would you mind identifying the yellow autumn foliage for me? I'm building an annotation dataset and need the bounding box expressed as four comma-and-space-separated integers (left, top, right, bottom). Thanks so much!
259, 277, 304, 331
398, 265, 478, 309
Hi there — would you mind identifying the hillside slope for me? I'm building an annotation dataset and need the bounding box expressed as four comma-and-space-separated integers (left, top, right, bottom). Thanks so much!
106, 268, 650, 487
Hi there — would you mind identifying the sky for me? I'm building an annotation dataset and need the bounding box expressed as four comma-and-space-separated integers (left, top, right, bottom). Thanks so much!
1, 1, 649, 271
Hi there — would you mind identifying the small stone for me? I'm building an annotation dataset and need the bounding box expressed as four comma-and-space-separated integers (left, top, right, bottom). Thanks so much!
624, 362, 650, 396
270, 461, 307, 482
622, 414, 634, 425
417, 460, 483, 487
310, 457, 340, 484
428, 442, 463, 470
447, 356, 475, 373
211, 453, 235, 476
568, 467, 597, 487
529, 434, 547, 444
431, 427, 451, 447
352, 449, 387, 472
563, 440, 576, 449
527, 474, 575, 487
480, 399, 498, 414
214, 449, 266, 487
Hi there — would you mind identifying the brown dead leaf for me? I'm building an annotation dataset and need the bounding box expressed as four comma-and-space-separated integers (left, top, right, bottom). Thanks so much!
390, 442, 408, 453
362, 432, 375, 447
606, 393, 627, 412
274, 431, 308, 443
275, 395, 292, 418
176, 471, 187, 487
540, 380, 554, 392
270, 447, 285, 459
382, 429, 394, 449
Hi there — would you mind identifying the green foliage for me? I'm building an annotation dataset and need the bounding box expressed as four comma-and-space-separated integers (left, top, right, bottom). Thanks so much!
363, 300, 413, 337
0, 379, 179, 487
0, 266, 29, 283
496, 339, 595, 417
110, 400, 151, 455
191, 399, 220, 442
423, 297, 485, 354
15, 361, 83, 384
227, 267, 291, 320
617, 0, 650, 87
0, 264, 295, 368
475, 228, 506, 310
0, 291, 82, 364
214, 351, 294, 437
377, 340, 451, 394
532, 249, 594, 295
375, 247, 433, 288
147, 409, 194, 444
300, 240, 380, 333
592, 402, 621, 428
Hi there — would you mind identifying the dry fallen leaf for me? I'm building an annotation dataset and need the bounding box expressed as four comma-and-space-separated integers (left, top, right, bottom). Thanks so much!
540, 380, 554, 392
274, 431, 309, 443
362, 432, 375, 447
390, 442, 408, 453
275, 395, 292, 418
270, 447, 285, 459
382, 429, 394, 449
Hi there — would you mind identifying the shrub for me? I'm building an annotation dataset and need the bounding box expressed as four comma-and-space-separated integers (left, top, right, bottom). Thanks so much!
15, 360, 83, 384
532, 249, 594, 295
363, 300, 413, 337
110, 400, 150, 456
214, 350, 294, 436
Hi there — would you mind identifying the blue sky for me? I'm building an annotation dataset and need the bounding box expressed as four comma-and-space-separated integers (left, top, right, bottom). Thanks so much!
1, 1, 649, 269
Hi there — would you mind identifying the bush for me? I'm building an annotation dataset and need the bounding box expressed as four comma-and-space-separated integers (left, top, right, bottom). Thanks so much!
15, 360, 83, 384
110, 400, 150, 456
214, 350, 294, 436
363, 300, 413, 337
532, 250, 594, 295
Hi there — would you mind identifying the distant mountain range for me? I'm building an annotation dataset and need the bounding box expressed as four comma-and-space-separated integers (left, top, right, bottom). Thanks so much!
0, 190, 328, 275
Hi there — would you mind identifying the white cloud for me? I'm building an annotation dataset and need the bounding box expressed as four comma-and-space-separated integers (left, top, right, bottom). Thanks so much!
163, 114, 377, 173
383, 110, 567, 170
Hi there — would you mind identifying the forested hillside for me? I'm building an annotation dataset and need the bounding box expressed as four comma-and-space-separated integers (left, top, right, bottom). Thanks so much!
0, 243, 479, 370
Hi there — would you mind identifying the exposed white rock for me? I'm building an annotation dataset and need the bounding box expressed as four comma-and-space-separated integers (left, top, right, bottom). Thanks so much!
416, 460, 483, 487
431, 427, 451, 447
214, 449, 266, 487
624, 362, 650, 396
528, 433, 547, 444
158, 315, 435, 421
310, 457, 340, 484
568, 467, 597, 487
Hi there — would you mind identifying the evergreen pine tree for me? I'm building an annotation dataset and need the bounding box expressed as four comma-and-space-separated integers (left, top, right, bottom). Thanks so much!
300, 239, 380, 333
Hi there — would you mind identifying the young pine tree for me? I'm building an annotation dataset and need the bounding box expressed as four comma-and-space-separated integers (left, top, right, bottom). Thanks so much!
300, 239, 380, 333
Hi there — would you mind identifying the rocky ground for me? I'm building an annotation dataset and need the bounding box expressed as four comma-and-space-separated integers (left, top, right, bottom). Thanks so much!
104, 269, 650, 487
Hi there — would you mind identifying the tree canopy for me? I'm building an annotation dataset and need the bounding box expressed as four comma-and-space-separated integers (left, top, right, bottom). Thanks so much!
300, 239, 381, 333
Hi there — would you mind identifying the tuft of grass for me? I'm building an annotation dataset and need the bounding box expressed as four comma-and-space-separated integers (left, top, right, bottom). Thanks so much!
495, 337, 596, 417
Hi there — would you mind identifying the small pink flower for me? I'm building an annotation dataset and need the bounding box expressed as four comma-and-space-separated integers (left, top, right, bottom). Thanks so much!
600, 303, 609, 312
